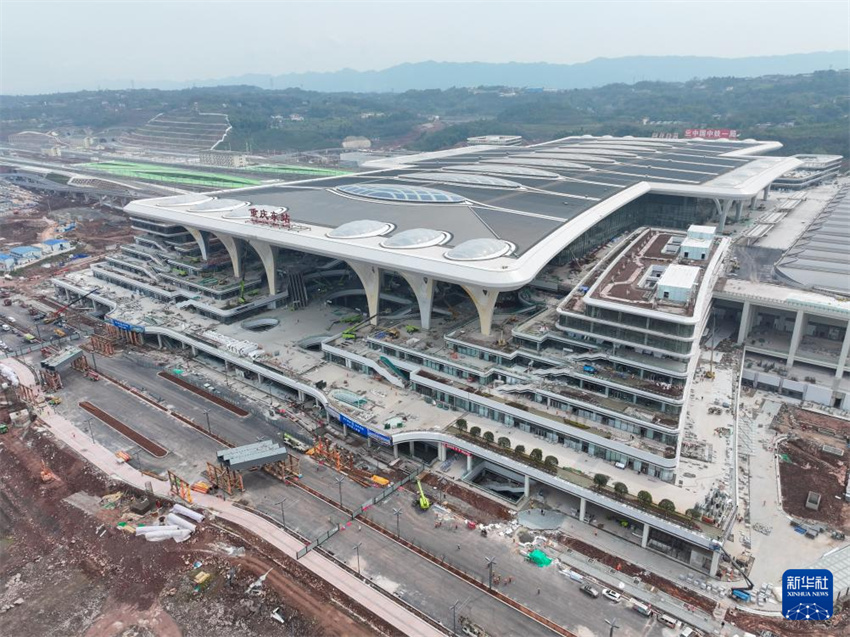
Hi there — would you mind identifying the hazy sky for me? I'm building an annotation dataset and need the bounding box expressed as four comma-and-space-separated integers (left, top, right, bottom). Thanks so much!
1, 0, 848, 94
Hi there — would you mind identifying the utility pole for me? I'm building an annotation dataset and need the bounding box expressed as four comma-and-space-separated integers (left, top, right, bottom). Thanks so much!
130, 448, 143, 471
334, 476, 345, 508
606, 618, 620, 637
449, 598, 468, 636
203, 409, 211, 434
485, 556, 497, 590
353, 542, 362, 575
276, 498, 287, 530
85, 418, 95, 444
392, 507, 402, 537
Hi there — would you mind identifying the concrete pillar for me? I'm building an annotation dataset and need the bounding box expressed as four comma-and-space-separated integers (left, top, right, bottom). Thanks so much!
713, 199, 734, 233
409, 440, 415, 456
298, 390, 305, 402
461, 284, 499, 337
579, 497, 586, 522
399, 272, 435, 330
393, 443, 399, 458
734, 200, 744, 222
835, 323, 850, 380
641, 523, 651, 548
438, 443, 446, 461
763, 183, 771, 201
184, 226, 209, 261
737, 301, 751, 345
749, 196, 757, 210
347, 260, 381, 325
787, 310, 805, 367
156, 334, 163, 349
523, 474, 530, 498
466, 454, 473, 473
249, 240, 280, 295
214, 233, 245, 278
710, 549, 721, 576
366, 436, 372, 448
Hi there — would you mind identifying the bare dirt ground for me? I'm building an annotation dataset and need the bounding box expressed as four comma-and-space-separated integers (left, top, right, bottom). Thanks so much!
726, 601, 849, 637
777, 436, 848, 529
0, 425, 401, 637
421, 472, 513, 522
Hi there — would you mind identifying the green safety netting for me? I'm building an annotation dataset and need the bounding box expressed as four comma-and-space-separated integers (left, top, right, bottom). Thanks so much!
527, 549, 552, 567
172, 369, 184, 375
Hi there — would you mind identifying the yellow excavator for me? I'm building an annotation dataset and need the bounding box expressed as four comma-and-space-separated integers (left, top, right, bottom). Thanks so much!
413, 479, 431, 510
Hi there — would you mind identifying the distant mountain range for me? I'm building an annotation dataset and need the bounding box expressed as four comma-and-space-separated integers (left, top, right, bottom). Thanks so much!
182, 51, 849, 93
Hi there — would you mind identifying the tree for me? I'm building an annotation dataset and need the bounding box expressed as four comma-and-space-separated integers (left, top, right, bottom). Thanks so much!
637, 490, 653, 506
530, 448, 543, 462
613, 482, 628, 497
456, 418, 467, 431
544, 455, 559, 467
483, 431, 495, 443
469, 426, 481, 438
686, 507, 702, 519
658, 499, 676, 513
497, 436, 511, 449
514, 444, 526, 456
593, 473, 610, 488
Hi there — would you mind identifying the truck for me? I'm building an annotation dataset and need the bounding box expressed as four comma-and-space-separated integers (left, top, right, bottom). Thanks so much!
412, 478, 430, 510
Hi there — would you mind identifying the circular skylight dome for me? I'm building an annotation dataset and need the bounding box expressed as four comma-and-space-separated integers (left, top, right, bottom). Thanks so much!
445, 164, 560, 179
187, 198, 249, 213
336, 183, 465, 203
156, 194, 211, 207
327, 219, 394, 239
381, 228, 450, 249
445, 238, 514, 261
399, 172, 522, 189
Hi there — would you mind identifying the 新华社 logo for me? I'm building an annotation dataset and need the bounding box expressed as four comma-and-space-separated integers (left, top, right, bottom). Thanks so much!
782, 569, 833, 620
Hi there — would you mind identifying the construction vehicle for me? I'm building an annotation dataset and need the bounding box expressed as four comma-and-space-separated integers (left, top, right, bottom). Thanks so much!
44, 287, 100, 324
0, 424, 9, 435
85, 370, 100, 382
54, 328, 67, 338
412, 478, 430, 510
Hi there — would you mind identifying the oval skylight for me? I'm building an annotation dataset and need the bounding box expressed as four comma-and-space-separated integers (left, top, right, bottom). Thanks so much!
485, 158, 592, 171
327, 219, 394, 239
518, 152, 618, 164
399, 172, 522, 189
336, 183, 465, 203
444, 164, 561, 179
222, 205, 286, 220
187, 198, 249, 213
155, 194, 211, 207
445, 238, 514, 261
381, 228, 450, 249
561, 147, 638, 158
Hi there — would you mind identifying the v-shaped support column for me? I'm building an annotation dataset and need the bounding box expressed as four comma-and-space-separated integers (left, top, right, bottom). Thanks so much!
249, 240, 280, 295
214, 233, 245, 279
184, 226, 209, 261
713, 199, 734, 233
399, 272, 434, 330
461, 285, 499, 336
347, 260, 381, 324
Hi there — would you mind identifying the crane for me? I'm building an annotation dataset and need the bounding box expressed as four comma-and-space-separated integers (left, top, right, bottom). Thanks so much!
412, 478, 430, 510
44, 287, 100, 324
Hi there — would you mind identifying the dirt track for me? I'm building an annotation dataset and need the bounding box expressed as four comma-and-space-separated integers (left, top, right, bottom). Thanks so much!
0, 425, 401, 637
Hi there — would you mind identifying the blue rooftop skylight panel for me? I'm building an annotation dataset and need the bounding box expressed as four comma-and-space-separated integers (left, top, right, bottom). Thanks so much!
336, 183, 465, 203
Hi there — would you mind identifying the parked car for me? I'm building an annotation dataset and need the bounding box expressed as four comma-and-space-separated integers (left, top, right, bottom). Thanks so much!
1, 324, 10, 332
580, 584, 599, 598
602, 588, 622, 603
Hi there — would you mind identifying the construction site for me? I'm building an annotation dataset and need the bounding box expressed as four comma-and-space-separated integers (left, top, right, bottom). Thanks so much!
1, 137, 850, 637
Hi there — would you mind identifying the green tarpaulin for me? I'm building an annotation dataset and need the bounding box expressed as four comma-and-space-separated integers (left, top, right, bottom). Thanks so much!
528, 549, 552, 567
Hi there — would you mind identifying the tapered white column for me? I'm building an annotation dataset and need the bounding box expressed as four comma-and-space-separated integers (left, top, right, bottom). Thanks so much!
184, 226, 209, 260
249, 240, 279, 295
347, 260, 381, 324
399, 272, 434, 330
461, 285, 499, 336
214, 233, 245, 278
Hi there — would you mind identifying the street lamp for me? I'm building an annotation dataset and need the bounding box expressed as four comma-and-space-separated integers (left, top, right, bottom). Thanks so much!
353, 542, 362, 575
130, 448, 143, 472
334, 476, 345, 508
84, 418, 95, 444
203, 409, 211, 434
605, 618, 620, 637
449, 599, 468, 636
392, 507, 402, 537
276, 498, 287, 530
485, 556, 497, 590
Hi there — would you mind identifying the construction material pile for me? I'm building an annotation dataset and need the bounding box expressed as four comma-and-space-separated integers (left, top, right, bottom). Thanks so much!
133, 503, 204, 543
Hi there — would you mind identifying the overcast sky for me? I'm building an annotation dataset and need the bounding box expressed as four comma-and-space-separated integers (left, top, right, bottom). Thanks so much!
1, 0, 848, 95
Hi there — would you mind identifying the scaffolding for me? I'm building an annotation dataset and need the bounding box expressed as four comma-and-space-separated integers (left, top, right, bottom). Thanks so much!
168, 470, 193, 504
205, 461, 244, 495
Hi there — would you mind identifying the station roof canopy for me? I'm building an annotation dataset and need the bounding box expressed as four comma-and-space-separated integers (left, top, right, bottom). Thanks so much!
126, 136, 800, 290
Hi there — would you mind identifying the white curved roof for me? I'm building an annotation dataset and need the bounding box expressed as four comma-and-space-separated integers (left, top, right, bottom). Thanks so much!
445, 238, 513, 261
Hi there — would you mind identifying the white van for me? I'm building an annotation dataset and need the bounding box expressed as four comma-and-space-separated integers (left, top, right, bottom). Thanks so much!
658, 614, 678, 628
679, 628, 696, 637
632, 601, 652, 617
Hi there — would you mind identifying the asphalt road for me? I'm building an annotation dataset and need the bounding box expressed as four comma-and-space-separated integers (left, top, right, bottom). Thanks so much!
34, 336, 673, 636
